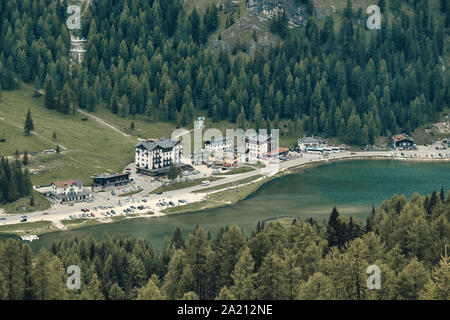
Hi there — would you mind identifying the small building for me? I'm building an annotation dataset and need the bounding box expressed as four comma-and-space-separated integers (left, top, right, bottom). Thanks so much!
298, 136, 324, 151
205, 137, 232, 161
194, 117, 205, 130
236, 149, 249, 165
91, 173, 131, 192
50, 179, 92, 203
135, 137, 183, 176
392, 134, 415, 150
267, 146, 289, 158
246, 133, 271, 160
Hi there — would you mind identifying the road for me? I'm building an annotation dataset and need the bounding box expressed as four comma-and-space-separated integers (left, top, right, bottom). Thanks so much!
1, 142, 449, 228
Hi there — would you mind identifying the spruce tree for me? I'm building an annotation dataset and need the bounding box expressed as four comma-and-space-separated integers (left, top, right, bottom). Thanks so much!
24, 110, 34, 136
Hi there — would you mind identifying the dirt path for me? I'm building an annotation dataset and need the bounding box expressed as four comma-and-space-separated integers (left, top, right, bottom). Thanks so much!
77, 109, 132, 140
0, 107, 68, 150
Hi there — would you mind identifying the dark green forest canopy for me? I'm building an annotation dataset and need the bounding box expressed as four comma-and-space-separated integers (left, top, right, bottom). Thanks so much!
0, 0, 448, 146
0, 189, 449, 300
0, 157, 33, 204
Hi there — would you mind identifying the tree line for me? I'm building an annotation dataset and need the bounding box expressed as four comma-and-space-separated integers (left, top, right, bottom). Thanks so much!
0, 157, 33, 204
0, 188, 448, 300
0, 0, 448, 146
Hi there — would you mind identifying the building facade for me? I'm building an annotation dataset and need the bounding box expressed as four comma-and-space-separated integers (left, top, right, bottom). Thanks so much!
392, 134, 415, 150
50, 179, 92, 203
135, 137, 183, 176
91, 173, 131, 191
246, 133, 271, 160
298, 136, 324, 151
204, 137, 232, 160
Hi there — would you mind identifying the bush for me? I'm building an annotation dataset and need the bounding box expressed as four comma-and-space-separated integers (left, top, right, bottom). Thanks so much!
0, 138, 6, 143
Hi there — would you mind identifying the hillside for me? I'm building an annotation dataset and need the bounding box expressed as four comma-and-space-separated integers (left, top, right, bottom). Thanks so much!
0, 84, 176, 185
0, 0, 448, 185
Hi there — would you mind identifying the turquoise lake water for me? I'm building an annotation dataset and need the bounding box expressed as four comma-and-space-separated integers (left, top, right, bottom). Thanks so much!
2, 160, 449, 252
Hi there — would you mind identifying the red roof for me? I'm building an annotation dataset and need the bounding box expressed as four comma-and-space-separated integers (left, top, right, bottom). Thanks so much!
54, 180, 75, 188
267, 147, 289, 156
392, 134, 412, 142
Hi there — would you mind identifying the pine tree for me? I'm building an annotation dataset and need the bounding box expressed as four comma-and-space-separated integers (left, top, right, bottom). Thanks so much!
23, 151, 29, 165
44, 76, 56, 110
420, 254, 449, 300
256, 252, 287, 299
29, 193, 35, 207
171, 228, 185, 250
297, 272, 334, 300
230, 247, 256, 299
216, 286, 236, 300
237, 107, 247, 129
22, 244, 34, 300
108, 283, 126, 300
32, 249, 67, 300
185, 228, 212, 299
162, 250, 192, 300
137, 275, 165, 300
326, 206, 341, 248
182, 291, 199, 300
168, 163, 179, 180
24, 110, 34, 136
0, 239, 25, 299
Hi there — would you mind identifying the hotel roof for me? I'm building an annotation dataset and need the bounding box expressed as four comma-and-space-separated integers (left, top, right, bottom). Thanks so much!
298, 136, 323, 143
135, 137, 180, 151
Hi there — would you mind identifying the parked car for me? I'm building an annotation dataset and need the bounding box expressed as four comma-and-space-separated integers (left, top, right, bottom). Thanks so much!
42, 212, 49, 215
20, 218, 27, 223
142, 199, 147, 202
169, 201, 175, 206
111, 210, 116, 214
91, 213, 95, 217
156, 191, 163, 195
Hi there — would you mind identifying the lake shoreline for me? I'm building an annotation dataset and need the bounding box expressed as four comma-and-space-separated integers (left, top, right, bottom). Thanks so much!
1, 153, 449, 238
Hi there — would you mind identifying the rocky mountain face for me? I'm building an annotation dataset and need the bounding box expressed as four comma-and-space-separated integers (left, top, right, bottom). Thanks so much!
246, 0, 311, 28
212, 0, 328, 53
